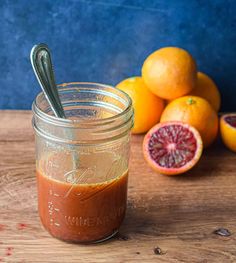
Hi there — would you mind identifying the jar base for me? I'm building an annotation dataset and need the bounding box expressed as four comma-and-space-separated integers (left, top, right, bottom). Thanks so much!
49, 229, 119, 244
42, 223, 119, 245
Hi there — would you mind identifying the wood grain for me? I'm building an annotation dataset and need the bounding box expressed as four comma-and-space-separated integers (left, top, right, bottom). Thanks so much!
0, 110, 236, 263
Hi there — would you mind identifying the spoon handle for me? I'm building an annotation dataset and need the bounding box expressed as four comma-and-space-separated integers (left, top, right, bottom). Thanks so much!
30, 43, 66, 118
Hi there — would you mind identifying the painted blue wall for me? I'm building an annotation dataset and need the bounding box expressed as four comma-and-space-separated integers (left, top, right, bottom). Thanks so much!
0, 0, 235, 111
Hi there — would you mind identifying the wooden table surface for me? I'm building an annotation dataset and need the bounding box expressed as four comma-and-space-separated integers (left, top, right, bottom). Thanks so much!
0, 110, 236, 263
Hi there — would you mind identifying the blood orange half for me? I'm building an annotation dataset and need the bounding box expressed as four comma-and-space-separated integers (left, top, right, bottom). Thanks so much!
220, 114, 236, 152
143, 121, 203, 175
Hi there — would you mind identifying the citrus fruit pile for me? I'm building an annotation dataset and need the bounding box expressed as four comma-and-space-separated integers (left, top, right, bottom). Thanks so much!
116, 46, 236, 175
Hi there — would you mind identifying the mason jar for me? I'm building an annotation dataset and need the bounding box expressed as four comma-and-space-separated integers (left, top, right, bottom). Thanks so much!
32, 82, 133, 243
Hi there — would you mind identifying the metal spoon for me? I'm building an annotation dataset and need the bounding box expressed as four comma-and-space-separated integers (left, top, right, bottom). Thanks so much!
30, 43, 79, 173
30, 43, 66, 119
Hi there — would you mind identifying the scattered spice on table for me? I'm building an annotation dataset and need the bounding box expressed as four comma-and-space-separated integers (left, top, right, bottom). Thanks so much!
17, 223, 28, 230
213, 228, 231, 237
153, 246, 166, 255
5, 247, 14, 256
0, 225, 5, 231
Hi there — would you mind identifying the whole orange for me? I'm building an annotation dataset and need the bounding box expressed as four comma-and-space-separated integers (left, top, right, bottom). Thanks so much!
142, 47, 197, 100
188, 72, 221, 112
116, 77, 165, 134
160, 96, 218, 147
220, 114, 236, 152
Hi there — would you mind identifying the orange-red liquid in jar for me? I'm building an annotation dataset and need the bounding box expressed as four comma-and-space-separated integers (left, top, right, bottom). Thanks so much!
37, 164, 128, 243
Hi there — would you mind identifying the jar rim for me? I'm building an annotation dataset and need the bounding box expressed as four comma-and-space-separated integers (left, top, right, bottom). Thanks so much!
32, 82, 133, 128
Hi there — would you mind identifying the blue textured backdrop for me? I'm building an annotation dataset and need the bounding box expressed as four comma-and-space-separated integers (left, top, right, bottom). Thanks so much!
0, 0, 235, 110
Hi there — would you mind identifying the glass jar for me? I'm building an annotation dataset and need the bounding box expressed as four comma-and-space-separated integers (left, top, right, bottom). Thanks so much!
32, 82, 133, 243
